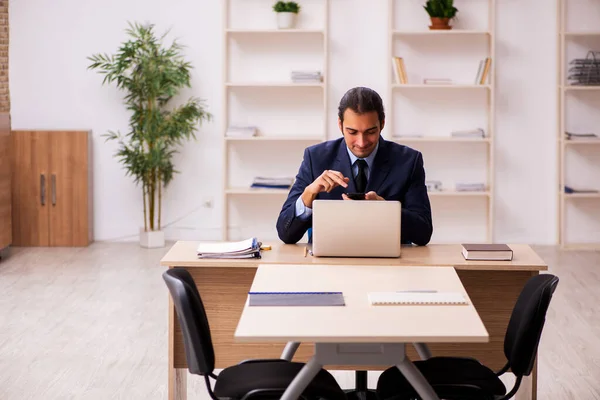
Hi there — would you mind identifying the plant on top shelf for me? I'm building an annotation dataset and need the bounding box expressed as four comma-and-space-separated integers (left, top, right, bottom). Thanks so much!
423, 0, 458, 30
88, 22, 212, 248
273, 1, 301, 29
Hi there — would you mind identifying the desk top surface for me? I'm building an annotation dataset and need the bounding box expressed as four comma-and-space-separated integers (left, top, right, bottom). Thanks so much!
234, 264, 489, 343
160, 241, 548, 271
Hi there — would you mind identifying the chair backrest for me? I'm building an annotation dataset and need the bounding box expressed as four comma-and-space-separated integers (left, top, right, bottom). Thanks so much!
162, 268, 216, 376
504, 273, 559, 377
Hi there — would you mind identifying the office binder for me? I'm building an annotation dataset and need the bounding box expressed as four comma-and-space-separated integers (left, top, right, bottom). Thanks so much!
248, 292, 345, 306
368, 292, 468, 305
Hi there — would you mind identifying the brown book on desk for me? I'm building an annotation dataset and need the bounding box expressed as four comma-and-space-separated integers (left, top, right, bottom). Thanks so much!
461, 244, 513, 261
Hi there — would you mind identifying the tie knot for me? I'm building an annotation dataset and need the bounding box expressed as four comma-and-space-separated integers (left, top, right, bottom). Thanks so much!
356, 159, 367, 169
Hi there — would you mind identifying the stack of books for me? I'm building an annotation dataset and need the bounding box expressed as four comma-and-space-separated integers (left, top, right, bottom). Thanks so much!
392, 56, 408, 84
451, 128, 485, 138
565, 131, 598, 140
475, 58, 491, 84
226, 126, 258, 138
291, 70, 322, 83
196, 237, 261, 259
456, 183, 486, 192
251, 176, 295, 189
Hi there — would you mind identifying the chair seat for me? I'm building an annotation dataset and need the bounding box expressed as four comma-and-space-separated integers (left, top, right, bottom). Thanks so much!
376, 357, 507, 400
214, 360, 347, 400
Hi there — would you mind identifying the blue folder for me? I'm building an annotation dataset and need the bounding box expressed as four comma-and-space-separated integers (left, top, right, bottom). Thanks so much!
248, 292, 345, 306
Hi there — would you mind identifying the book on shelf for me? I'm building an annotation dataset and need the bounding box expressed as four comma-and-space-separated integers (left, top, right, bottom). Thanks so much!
426, 180, 443, 192
291, 70, 322, 83
392, 56, 408, 84
564, 185, 599, 194
455, 183, 486, 192
451, 128, 485, 138
251, 176, 295, 189
423, 78, 452, 85
461, 243, 513, 261
226, 125, 258, 137
197, 237, 261, 259
565, 131, 598, 140
475, 57, 491, 84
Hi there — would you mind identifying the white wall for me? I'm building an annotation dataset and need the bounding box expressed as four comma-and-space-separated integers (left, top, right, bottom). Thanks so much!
9, 0, 559, 244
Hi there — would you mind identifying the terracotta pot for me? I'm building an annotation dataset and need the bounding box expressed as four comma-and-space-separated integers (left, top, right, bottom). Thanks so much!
429, 17, 452, 30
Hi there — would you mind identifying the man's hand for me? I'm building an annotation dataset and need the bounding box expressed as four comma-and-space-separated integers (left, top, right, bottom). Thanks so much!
342, 191, 384, 201
301, 170, 349, 208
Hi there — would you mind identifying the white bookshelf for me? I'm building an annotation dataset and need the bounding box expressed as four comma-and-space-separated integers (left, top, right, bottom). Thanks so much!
557, 0, 600, 249
222, 0, 329, 241
388, 0, 496, 244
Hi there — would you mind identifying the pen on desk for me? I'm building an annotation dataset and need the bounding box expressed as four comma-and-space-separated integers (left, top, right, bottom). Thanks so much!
303, 247, 308, 257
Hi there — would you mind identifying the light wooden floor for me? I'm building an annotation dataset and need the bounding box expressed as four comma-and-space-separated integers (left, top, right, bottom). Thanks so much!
0, 243, 598, 400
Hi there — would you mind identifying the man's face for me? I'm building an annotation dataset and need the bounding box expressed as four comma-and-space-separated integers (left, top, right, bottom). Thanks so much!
339, 109, 384, 159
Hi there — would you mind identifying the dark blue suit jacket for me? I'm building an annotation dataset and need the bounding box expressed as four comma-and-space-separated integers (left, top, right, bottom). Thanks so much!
276, 136, 433, 245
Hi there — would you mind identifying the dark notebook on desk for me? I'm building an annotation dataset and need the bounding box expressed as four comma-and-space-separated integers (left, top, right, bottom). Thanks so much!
462, 244, 513, 261
248, 292, 345, 306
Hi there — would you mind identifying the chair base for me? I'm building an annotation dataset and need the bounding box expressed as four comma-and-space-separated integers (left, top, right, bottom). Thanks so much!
345, 389, 380, 400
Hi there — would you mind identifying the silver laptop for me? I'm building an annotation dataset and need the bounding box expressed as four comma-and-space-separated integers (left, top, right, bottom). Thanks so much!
311, 200, 402, 258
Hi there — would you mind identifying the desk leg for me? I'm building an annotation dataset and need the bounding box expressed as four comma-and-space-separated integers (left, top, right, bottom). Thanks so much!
280, 356, 323, 400
169, 296, 187, 400
396, 358, 440, 400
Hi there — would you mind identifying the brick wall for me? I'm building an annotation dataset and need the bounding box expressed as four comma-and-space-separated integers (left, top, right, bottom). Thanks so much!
0, 1, 8, 113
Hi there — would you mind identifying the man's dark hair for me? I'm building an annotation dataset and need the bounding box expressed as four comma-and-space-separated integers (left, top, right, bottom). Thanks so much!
337, 87, 385, 126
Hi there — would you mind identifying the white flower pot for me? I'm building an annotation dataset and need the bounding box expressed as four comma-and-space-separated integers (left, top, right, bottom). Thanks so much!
140, 228, 165, 248
276, 12, 297, 29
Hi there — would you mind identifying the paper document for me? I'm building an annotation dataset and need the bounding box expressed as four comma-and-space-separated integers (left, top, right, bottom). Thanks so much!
196, 237, 261, 259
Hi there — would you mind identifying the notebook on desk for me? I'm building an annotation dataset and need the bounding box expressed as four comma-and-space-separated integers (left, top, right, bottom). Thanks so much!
248, 292, 345, 306
368, 291, 468, 305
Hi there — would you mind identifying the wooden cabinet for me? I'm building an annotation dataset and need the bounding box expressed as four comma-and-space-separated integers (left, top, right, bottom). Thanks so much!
0, 113, 10, 250
11, 130, 93, 247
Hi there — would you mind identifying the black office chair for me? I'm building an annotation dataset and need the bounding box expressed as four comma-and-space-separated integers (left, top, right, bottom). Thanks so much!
376, 273, 559, 400
162, 267, 347, 400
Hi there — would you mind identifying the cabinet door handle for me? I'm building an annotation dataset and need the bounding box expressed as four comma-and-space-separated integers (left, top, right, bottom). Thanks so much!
40, 174, 46, 206
51, 174, 56, 206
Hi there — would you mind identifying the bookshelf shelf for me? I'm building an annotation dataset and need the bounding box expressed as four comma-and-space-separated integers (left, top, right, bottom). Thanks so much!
226, 29, 324, 35
225, 136, 325, 142
563, 31, 600, 37
392, 84, 491, 90
226, 188, 289, 195
222, 0, 330, 241
388, 0, 496, 243
558, 0, 600, 248
562, 139, 600, 146
562, 85, 600, 91
564, 193, 600, 199
225, 82, 325, 88
393, 137, 491, 143
393, 30, 490, 36
429, 191, 491, 197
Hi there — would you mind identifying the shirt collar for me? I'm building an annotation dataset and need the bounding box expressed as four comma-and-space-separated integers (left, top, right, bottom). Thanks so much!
346, 140, 379, 170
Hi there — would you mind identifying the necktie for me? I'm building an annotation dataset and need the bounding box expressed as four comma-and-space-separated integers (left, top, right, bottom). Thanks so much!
355, 159, 368, 193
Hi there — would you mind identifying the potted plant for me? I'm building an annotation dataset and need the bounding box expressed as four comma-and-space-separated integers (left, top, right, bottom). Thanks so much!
88, 22, 212, 248
423, 0, 458, 30
273, 1, 301, 29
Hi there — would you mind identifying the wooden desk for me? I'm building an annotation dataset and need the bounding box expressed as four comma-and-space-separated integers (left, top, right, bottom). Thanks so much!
236, 264, 489, 400
160, 241, 547, 400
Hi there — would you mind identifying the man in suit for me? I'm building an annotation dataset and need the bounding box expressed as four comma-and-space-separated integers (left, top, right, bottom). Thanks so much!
276, 86, 433, 246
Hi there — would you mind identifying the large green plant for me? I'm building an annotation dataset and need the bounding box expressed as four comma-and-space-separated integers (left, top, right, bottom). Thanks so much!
88, 22, 212, 232
423, 0, 458, 19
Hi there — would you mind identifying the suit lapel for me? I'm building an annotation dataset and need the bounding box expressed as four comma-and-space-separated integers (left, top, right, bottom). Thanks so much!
366, 137, 391, 194
332, 141, 356, 193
